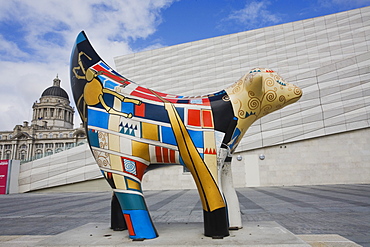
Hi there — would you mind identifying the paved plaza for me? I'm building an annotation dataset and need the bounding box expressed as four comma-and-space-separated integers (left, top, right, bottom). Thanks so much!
0, 184, 369, 246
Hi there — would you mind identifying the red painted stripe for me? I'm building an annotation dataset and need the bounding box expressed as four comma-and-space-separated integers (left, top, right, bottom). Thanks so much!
100, 71, 130, 85
188, 109, 201, 126
155, 146, 163, 163
124, 214, 136, 236
202, 98, 211, 105
91, 64, 130, 85
202, 110, 214, 128
170, 149, 175, 163
162, 148, 169, 163
92, 64, 109, 73
134, 103, 145, 117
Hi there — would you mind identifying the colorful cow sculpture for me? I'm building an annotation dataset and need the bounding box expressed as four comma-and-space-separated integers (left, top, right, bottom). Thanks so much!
70, 31, 302, 240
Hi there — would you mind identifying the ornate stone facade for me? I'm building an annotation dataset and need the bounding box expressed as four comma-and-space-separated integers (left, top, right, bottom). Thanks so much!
0, 76, 85, 161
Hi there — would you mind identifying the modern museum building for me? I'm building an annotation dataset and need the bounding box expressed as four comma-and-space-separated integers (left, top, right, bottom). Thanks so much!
113, 6, 370, 189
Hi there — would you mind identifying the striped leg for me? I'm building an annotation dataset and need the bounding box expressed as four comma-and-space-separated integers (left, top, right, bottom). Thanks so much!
114, 190, 158, 239
163, 102, 229, 238
101, 157, 158, 240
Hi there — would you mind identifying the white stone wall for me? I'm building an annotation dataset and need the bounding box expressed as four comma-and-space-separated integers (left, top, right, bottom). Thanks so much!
18, 144, 101, 192
234, 128, 370, 187
140, 128, 369, 189
142, 166, 196, 190
114, 6, 370, 152
112, 7, 370, 188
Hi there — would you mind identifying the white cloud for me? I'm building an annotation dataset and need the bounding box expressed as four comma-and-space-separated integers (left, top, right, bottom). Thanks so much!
0, 35, 29, 59
0, 0, 175, 131
226, 1, 282, 30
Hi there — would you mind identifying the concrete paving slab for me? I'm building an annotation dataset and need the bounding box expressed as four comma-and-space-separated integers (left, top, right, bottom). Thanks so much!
0, 235, 50, 247
36, 221, 310, 247
297, 234, 362, 247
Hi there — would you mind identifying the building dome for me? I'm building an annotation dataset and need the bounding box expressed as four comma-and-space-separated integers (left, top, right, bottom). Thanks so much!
32, 75, 74, 130
40, 75, 69, 100
41, 86, 69, 100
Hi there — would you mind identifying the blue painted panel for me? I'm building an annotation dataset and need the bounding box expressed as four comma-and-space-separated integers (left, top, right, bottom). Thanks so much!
188, 129, 204, 148
87, 108, 109, 129
161, 126, 177, 145
121, 102, 134, 115
123, 209, 158, 239
99, 76, 119, 89
76, 32, 87, 44
88, 129, 99, 147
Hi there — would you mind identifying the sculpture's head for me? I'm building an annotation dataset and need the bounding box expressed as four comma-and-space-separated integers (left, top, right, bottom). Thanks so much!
225, 68, 302, 150
250, 68, 302, 118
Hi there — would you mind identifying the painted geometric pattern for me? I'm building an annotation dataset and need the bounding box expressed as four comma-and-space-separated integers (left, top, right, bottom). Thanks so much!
123, 159, 136, 175
84, 68, 221, 192
114, 6, 370, 151
87, 107, 216, 162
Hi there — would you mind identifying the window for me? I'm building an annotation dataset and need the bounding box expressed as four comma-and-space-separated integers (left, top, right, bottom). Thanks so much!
59, 133, 64, 138
55, 143, 64, 148
49, 133, 53, 138
66, 143, 74, 149
5, 151, 11, 160
9, 134, 12, 139
35, 150, 43, 159
69, 132, 74, 138
20, 150, 27, 160
0, 135, 2, 140
39, 134, 43, 139
45, 143, 53, 148
4, 144, 11, 150
35, 144, 43, 148
20, 144, 27, 150
45, 149, 53, 156
0, 144, 2, 149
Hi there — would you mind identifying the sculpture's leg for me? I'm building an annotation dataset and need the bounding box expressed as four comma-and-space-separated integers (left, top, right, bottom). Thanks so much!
102, 161, 157, 240
221, 156, 242, 229
114, 189, 158, 240
162, 102, 229, 238
110, 192, 127, 231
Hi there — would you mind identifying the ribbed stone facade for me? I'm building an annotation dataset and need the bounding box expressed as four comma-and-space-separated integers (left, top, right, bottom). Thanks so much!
114, 6, 370, 187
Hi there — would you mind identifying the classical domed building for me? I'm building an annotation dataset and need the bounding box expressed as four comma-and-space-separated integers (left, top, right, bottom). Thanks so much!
0, 76, 86, 161
31, 76, 74, 130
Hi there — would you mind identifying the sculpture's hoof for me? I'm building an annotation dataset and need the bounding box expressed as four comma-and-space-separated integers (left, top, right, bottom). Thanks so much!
112, 227, 126, 231
132, 238, 145, 241
212, 236, 224, 239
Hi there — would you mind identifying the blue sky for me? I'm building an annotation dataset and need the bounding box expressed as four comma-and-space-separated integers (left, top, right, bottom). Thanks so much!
0, 0, 369, 131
